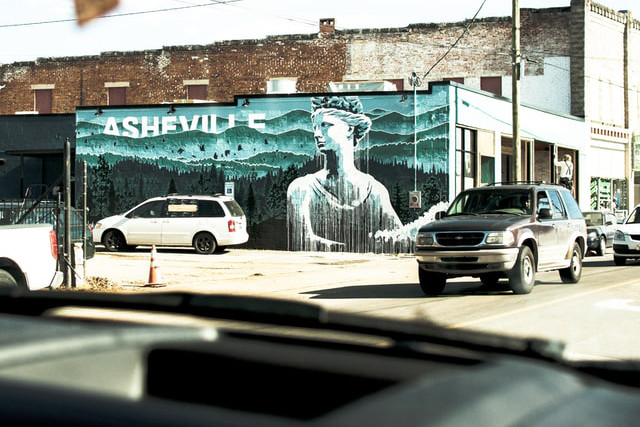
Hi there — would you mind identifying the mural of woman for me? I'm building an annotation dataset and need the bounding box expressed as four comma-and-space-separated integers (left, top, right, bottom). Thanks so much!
287, 96, 402, 252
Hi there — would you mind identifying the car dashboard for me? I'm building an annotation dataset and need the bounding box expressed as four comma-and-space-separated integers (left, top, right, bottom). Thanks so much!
1, 291, 640, 426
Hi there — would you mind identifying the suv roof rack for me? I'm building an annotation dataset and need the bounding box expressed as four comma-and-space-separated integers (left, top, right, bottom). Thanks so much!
486, 181, 548, 186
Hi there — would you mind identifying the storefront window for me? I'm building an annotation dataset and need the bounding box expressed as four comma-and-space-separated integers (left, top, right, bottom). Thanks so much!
455, 127, 476, 192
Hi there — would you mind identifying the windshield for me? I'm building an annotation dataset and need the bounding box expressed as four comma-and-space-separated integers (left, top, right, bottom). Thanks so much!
584, 212, 603, 226
3, 6, 640, 420
447, 189, 532, 215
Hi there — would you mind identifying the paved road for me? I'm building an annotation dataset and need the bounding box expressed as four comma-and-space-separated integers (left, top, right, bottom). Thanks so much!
85, 247, 640, 361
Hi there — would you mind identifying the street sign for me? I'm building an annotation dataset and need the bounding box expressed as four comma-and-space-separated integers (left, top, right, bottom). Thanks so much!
224, 181, 235, 198
409, 190, 421, 208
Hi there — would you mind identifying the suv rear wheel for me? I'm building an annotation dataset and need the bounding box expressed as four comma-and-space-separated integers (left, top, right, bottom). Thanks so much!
559, 242, 582, 283
418, 269, 446, 296
508, 246, 535, 294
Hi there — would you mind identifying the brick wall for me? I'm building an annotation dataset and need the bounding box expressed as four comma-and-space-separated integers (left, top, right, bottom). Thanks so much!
0, 36, 347, 114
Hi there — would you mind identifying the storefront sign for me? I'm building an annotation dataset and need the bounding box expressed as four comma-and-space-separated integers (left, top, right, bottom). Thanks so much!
633, 135, 640, 171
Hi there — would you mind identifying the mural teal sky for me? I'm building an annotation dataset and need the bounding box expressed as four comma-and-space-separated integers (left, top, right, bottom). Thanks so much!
76, 90, 449, 179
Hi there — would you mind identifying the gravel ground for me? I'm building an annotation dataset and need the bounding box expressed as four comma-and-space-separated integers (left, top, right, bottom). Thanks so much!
78, 247, 418, 296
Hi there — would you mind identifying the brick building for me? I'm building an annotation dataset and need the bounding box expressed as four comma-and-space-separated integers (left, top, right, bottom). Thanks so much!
0, 8, 572, 113
0, 0, 638, 211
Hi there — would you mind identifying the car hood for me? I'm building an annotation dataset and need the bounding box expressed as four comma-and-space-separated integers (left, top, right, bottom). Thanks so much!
617, 223, 640, 233
419, 214, 529, 232
96, 214, 127, 227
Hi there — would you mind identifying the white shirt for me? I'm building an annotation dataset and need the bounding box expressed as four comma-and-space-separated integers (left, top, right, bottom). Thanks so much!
555, 159, 573, 179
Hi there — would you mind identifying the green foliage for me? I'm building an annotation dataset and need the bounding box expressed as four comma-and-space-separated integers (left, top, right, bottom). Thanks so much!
88, 155, 112, 221
265, 165, 298, 220
391, 182, 412, 225
421, 175, 446, 206
245, 183, 257, 225
167, 177, 177, 194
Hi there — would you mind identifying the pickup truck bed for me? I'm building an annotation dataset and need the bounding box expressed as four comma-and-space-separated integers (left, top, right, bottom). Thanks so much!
0, 224, 63, 290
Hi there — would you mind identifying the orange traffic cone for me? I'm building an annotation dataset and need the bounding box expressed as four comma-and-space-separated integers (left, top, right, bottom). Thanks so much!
146, 245, 163, 287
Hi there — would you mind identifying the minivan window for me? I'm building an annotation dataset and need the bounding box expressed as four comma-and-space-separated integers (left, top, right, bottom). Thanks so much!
224, 200, 245, 217
167, 199, 197, 217
128, 200, 165, 218
197, 200, 225, 217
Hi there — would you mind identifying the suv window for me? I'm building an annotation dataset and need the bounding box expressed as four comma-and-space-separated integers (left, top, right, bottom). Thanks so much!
536, 191, 550, 215
447, 189, 531, 215
559, 190, 583, 219
548, 190, 567, 220
197, 200, 225, 218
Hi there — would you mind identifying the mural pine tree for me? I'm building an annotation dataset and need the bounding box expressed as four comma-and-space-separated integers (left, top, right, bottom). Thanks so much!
89, 155, 111, 221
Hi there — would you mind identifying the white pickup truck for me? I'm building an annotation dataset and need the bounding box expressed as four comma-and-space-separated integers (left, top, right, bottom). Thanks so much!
0, 224, 64, 290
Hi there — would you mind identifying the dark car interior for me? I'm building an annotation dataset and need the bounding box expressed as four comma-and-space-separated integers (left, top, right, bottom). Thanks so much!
0, 290, 639, 425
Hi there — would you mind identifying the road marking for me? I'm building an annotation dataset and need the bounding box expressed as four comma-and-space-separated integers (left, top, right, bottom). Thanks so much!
447, 278, 638, 329
596, 299, 640, 312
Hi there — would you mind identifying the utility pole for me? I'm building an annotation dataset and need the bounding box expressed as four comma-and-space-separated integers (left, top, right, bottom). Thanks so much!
512, 0, 521, 181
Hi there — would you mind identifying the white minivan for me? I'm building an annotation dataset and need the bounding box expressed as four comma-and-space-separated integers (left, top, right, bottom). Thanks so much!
93, 194, 248, 254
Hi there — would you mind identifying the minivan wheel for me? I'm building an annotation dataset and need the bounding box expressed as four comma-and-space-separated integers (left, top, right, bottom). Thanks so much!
508, 246, 535, 294
418, 268, 446, 296
193, 232, 217, 254
614, 256, 626, 266
103, 230, 125, 252
559, 242, 582, 283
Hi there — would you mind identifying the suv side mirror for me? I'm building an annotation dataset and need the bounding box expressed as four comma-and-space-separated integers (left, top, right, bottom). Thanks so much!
538, 208, 552, 220
435, 211, 445, 220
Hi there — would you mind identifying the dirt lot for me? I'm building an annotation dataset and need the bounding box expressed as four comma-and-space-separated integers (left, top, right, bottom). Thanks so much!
82, 247, 419, 300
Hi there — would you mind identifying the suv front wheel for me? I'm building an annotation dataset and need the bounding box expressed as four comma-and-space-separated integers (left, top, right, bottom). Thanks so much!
418, 268, 446, 296
508, 246, 535, 294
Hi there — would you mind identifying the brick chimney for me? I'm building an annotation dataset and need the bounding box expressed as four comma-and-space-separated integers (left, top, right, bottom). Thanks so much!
319, 18, 335, 35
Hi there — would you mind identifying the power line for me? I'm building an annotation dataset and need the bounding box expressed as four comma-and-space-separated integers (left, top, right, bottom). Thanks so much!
417, 0, 487, 83
0, 0, 245, 28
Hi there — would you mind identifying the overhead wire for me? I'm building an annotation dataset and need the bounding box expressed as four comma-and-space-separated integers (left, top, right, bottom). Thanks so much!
414, 0, 487, 85
0, 0, 245, 28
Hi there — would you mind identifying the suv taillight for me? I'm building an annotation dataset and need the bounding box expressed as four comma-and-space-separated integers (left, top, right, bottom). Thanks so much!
49, 229, 58, 260
228, 219, 236, 233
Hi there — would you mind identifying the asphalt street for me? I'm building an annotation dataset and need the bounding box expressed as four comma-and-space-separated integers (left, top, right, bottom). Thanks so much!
85, 247, 640, 361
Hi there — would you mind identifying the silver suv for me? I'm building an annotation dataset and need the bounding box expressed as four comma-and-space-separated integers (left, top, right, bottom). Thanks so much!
414, 183, 587, 295
93, 194, 248, 254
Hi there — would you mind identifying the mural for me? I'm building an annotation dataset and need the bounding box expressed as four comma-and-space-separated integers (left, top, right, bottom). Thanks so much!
75, 89, 451, 253
288, 96, 403, 252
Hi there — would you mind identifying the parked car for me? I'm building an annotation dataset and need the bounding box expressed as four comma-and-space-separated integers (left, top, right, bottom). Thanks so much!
583, 210, 617, 256
613, 204, 640, 265
414, 183, 587, 295
93, 194, 249, 254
